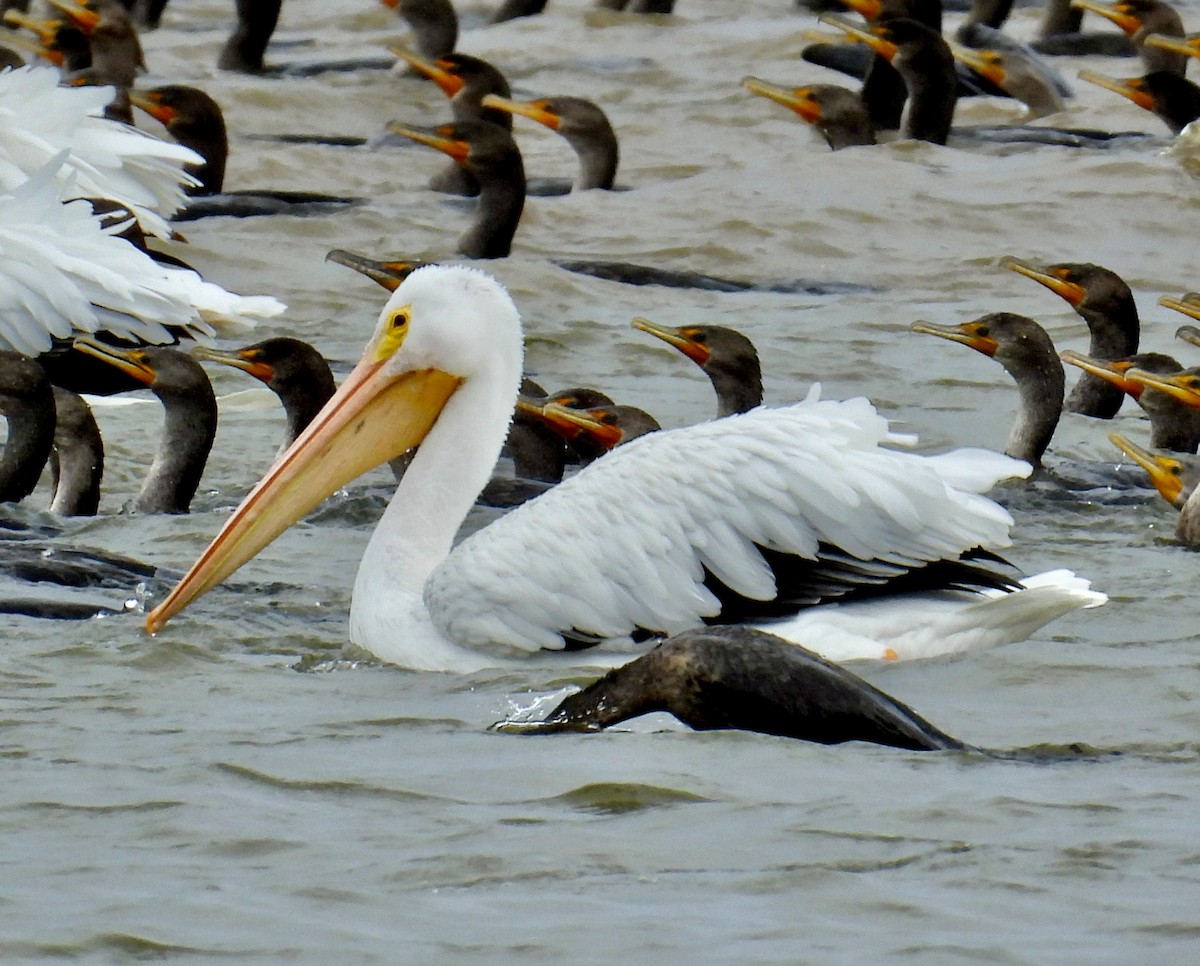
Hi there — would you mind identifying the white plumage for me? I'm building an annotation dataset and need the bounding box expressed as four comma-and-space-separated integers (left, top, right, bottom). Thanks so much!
0, 160, 283, 356
0, 66, 201, 240
148, 266, 1105, 672
427, 395, 1023, 653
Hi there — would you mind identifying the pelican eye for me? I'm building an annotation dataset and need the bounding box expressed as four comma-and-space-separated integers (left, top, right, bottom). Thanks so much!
374, 306, 412, 360
387, 307, 410, 331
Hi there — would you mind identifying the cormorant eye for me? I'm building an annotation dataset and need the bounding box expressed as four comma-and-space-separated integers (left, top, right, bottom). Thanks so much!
975, 325, 990, 338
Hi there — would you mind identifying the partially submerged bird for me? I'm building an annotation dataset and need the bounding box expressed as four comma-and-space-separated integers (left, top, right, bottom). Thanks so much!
632, 317, 763, 416
128, 84, 226, 194
2, 9, 91, 71
1123, 364, 1200, 412
742, 77, 876, 150
1003, 257, 1139, 418
949, 41, 1067, 118
387, 120, 525, 258
193, 338, 335, 453
534, 401, 661, 451
1109, 431, 1200, 546
512, 386, 619, 470
1109, 432, 1200, 510
73, 339, 217, 513
0, 351, 104, 513
480, 93, 619, 191
390, 48, 513, 196
50, 0, 146, 122
1070, 0, 1186, 75
145, 266, 1104, 671
1142, 30, 1200, 66
512, 626, 966, 750
1160, 293, 1200, 336
912, 313, 1064, 468
1078, 69, 1200, 133
819, 13, 959, 144
1060, 350, 1200, 452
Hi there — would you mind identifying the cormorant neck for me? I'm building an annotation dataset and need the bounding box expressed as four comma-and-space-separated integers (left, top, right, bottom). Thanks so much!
1178, 487, 1200, 547
707, 364, 763, 418
1066, 300, 1139, 418
397, 0, 458, 59
1141, 390, 1200, 453
563, 129, 618, 191
219, 0, 281, 72
0, 393, 55, 504
821, 109, 877, 150
49, 388, 103, 516
1005, 353, 1064, 466
895, 37, 957, 144
274, 370, 336, 451
171, 116, 228, 195
506, 421, 566, 482
862, 56, 905, 132
135, 381, 217, 514
460, 155, 525, 258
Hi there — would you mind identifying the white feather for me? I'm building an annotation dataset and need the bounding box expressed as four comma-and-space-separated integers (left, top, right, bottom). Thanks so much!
428, 396, 1030, 654
0, 67, 202, 239
0, 160, 283, 355
759, 569, 1108, 661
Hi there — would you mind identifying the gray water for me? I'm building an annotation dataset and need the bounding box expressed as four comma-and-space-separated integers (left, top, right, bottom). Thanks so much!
3, 0, 1200, 961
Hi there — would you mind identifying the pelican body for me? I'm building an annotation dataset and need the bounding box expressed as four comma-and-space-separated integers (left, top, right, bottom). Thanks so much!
146, 267, 1103, 671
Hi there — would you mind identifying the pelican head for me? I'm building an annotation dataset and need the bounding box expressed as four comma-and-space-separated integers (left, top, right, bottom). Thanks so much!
145, 265, 523, 633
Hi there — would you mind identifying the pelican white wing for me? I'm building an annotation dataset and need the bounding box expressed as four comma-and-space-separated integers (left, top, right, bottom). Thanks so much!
426, 391, 1032, 653
0, 67, 201, 240
0, 162, 283, 355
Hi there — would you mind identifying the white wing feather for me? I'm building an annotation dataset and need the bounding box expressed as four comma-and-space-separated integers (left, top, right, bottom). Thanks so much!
425, 392, 1031, 652
0, 67, 202, 240
0, 161, 283, 355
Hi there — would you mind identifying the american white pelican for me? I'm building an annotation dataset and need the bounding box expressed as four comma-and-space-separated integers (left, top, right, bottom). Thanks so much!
0, 161, 283, 356
0, 66, 202, 239
145, 266, 1105, 671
